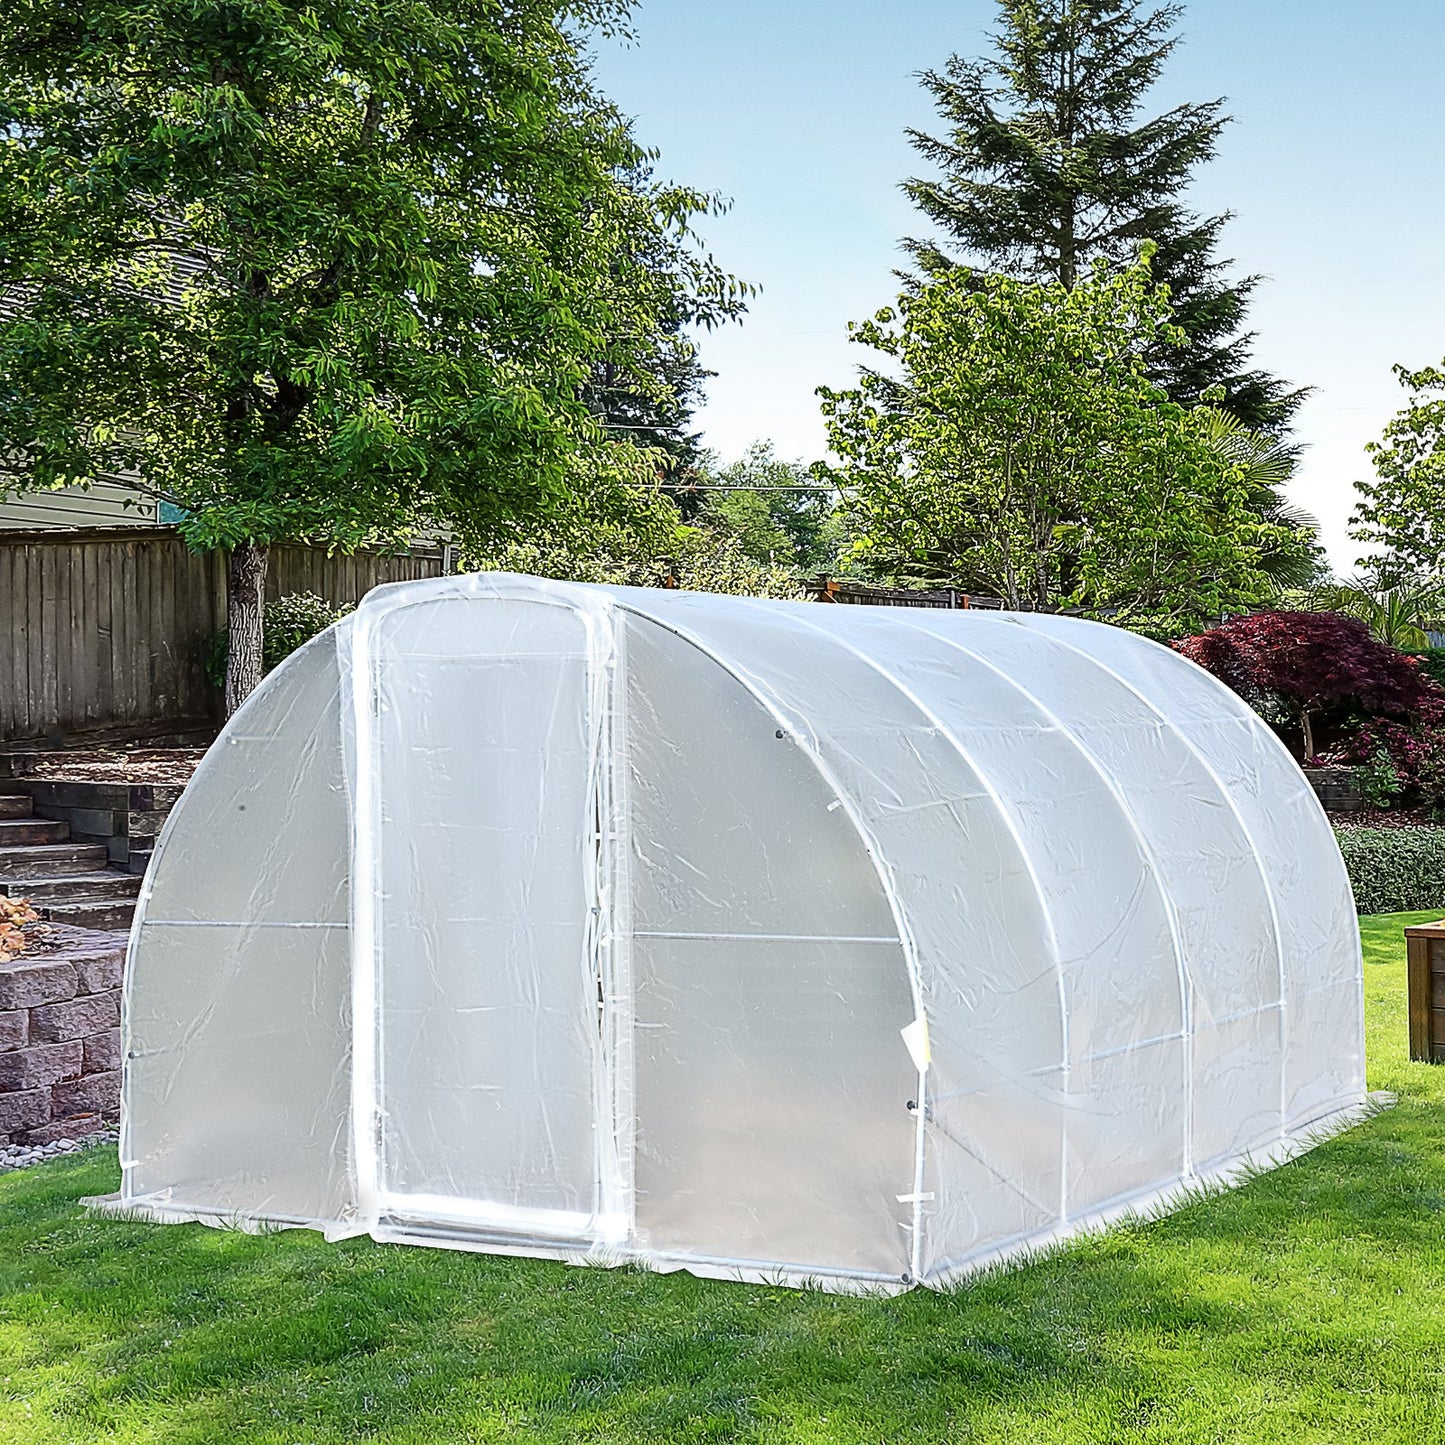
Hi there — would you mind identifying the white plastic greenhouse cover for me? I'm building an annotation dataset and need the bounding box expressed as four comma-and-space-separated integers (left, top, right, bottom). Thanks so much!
90, 573, 1368, 1292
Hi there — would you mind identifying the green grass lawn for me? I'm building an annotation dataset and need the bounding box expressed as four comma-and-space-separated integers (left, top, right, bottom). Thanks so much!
3, 914, 1445, 1443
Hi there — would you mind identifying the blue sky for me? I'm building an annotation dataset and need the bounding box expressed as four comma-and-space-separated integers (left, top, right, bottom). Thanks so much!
591, 1, 1445, 573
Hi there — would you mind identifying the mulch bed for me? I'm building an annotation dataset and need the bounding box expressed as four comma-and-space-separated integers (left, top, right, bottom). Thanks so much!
1334, 809, 1444, 831
3, 922, 129, 960
8, 749, 204, 786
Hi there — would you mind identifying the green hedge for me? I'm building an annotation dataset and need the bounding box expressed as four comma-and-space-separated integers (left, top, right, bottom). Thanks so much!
1333, 824, 1445, 914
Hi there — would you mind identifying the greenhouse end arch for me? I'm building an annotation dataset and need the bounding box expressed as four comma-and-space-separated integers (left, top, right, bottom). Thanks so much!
90, 573, 1368, 1292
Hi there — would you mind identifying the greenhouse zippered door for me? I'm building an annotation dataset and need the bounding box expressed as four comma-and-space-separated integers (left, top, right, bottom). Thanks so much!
355, 595, 624, 1250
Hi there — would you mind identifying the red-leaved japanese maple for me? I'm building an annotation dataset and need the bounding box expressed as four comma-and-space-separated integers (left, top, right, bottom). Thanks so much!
1173, 610, 1431, 759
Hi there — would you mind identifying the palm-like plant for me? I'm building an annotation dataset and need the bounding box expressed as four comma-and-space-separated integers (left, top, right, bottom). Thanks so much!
1305, 569, 1445, 651
1199, 410, 1323, 590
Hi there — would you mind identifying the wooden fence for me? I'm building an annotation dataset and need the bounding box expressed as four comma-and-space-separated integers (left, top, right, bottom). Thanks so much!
803, 577, 1028, 610
0, 529, 446, 743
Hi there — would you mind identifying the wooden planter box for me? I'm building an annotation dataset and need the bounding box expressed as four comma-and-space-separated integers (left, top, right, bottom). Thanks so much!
1406, 920, 1445, 1062
1303, 766, 1364, 815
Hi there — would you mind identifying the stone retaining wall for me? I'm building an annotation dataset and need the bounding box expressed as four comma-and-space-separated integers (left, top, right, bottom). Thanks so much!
0, 926, 124, 1143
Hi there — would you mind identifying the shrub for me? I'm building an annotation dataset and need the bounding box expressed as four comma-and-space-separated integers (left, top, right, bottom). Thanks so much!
1352, 748, 1403, 810
480, 528, 805, 600
1337, 708, 1445, 819
203, 592, 352, 689
1334, 824, 1445, 914
262, 592, 350, 670
1174, 610, 1431, 760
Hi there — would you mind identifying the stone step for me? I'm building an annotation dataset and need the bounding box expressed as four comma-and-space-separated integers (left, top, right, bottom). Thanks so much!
0, 872, 143, 905
42, 899, 136, 931
0, 795, 33, 819
0, 818, 70, 847
0, 843, 108, 877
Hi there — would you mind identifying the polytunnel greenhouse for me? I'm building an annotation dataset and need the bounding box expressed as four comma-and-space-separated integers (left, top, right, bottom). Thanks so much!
92, 573, 1368, 1292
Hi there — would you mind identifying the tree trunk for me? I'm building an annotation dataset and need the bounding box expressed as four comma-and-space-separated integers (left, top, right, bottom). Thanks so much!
1059, 209, 1077, 289
225, 541, 269, 717
1300, 706, 1316, 762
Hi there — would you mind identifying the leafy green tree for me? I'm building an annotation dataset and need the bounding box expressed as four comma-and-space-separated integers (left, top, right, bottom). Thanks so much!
817, 253, 1307, 635
1351, 361, 1445, 582
468, 442, 804, 598
700, 442, 841, 573
0, 0, 738, 712
479, 495, 804, 599
904, 0, 1299, 432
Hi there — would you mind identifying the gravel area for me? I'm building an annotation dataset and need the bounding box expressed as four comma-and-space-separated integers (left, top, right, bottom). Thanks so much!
1, 1127, 119, 1173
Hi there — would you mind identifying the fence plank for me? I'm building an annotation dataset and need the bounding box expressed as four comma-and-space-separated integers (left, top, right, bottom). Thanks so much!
0, 546, 27, 735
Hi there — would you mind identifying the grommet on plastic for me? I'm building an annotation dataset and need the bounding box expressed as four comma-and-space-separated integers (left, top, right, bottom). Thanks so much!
901, 1272, 913, 1285
906, 1099, 916, 1111
774, 728, 786, 739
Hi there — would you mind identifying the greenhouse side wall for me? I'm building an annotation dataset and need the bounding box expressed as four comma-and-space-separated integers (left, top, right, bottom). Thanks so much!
110, 629, 356, 1227
622, 612, 918, 1281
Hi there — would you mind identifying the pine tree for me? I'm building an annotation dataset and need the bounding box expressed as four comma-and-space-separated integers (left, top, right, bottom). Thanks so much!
904, 0, 1300, 433
581, 163, 750, 515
